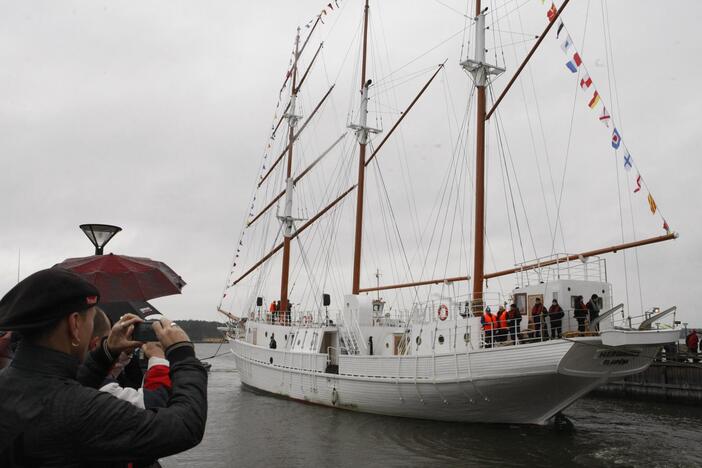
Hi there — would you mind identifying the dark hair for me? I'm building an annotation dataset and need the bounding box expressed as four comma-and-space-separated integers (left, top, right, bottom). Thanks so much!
21, 309, 91, 344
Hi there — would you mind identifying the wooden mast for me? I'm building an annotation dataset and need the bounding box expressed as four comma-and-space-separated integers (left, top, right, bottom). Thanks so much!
351, 0, 371, 295
461, 3, 504, 313
279, 28, 301, 321
472, 0, 487, 313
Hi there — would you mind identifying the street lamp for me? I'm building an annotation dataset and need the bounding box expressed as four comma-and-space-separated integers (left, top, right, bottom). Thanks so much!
79, 224, 122, 255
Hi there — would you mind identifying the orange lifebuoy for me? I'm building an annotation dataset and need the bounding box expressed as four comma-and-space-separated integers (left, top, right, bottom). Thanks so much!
437, 304, 449, 321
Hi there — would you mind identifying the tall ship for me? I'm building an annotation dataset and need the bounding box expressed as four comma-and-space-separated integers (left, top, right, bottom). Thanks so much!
219, 0, 680, 424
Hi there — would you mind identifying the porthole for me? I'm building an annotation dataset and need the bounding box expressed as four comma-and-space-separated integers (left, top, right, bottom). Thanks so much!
385, 342, 389, 348
464, 332, 470, 343
416, 336, 422, 346
284, 334, 288, 340
438, 335, 445, 345
269, 357, 273, 364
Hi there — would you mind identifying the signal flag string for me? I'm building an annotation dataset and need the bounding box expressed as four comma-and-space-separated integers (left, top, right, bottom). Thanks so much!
543, 2, 671, 234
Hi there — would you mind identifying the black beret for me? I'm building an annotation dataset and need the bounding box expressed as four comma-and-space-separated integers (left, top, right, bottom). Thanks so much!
0, 268, 100, 331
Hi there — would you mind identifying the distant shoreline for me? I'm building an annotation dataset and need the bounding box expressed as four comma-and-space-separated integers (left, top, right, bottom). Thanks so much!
194, 338, 227, 344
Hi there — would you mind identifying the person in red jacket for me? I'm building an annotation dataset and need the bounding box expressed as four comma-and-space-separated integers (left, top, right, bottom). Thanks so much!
482, 307, 496, 348
687, 330, 699, 354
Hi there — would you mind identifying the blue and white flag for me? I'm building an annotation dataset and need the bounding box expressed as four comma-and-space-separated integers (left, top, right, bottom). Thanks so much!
611, 128, 622, 149
560, 35, 573, 54
623, 149, 633, 171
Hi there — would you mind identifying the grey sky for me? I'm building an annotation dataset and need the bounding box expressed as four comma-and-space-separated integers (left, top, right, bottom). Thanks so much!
0, 1, 699, 327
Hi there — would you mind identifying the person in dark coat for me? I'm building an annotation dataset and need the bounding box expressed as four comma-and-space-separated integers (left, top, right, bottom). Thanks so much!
548, 299, 564, 339
507, 303, 522, 344
531, 298, 548, 341
573, 295, 588, 333
586, 294, 601, 331
0, 268, 207, 467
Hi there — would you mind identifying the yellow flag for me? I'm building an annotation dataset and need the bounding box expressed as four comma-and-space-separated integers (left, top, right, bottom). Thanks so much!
647, 193, 657, 214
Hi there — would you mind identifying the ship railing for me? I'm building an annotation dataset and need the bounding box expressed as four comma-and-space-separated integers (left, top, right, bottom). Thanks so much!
476, 308, 591, 347
611, 306, 678, 330
514, 254, 607, 287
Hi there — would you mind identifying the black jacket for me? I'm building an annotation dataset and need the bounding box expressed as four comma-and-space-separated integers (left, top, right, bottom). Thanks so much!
0, 341, 207, 467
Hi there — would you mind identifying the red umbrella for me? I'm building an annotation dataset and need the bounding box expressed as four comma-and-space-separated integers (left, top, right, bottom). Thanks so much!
53, 253, 186, 302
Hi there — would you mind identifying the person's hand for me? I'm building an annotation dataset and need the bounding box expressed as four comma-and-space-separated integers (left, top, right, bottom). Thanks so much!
106, 313, 144, 355
153, 317, 190, 350
142, 341, 165, 359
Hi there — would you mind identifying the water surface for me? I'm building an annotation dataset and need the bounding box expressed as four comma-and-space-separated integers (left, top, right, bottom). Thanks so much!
162, 344, 702, 467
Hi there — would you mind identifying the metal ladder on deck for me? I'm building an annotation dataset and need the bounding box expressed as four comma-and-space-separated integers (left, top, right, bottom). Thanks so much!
339, 319, 360, 355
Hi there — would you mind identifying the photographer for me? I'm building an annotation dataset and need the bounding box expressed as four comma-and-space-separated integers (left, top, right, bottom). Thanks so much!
0, 268, 207, 467
90, 309, 172, 410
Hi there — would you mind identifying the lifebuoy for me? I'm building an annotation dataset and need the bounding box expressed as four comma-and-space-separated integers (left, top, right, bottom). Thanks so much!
437, 304, 449, 321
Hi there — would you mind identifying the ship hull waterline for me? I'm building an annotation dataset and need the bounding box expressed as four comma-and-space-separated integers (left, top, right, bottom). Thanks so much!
230, 335, 667, 425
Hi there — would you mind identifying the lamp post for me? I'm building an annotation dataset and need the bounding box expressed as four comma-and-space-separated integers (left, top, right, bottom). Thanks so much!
79, 224, 122, 255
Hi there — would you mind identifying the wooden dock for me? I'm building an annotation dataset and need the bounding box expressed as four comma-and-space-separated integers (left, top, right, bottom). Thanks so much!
594, 354, 702, 404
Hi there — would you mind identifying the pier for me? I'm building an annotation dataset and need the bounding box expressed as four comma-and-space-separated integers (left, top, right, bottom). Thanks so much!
594, 353, 702, 404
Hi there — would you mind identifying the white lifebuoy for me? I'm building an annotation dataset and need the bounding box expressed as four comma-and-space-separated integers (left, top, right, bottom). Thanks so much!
437, 304, 449, 321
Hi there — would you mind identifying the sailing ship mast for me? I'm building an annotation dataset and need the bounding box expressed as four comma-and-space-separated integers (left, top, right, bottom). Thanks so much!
463, 1, 504, 312
279, 28, 302, 320
350, 0, 380, 294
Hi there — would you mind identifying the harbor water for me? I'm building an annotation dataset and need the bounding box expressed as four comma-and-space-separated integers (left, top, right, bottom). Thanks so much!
163, 344, 702, 467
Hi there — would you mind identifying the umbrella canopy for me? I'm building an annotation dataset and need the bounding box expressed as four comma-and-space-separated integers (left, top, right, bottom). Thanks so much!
53, 253, 186, 302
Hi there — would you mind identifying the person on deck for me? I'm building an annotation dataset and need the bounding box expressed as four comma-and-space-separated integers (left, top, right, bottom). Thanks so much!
496, 306, 509, 343
686, 330, 699, 354
0, 268, 207, 467
548, 299, 565, 339
574, 295, 588, 333
269, 301, 276, 324
507, 304, 522, 344
481, 307, 496, 348
587, 294, 601, 331
531, 298, 548, 341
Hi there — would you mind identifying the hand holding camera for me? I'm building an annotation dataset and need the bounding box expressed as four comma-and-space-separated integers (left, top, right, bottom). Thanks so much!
153, 317, 190, 349
106, 313, 145, 355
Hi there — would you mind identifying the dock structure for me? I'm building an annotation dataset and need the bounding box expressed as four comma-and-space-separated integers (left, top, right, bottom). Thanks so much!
595, 353, 702, 404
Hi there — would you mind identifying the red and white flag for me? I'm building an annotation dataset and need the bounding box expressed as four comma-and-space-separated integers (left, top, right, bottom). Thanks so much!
599, 106, 611, 128
634, 174, 642, 193
580, 74, 592, 90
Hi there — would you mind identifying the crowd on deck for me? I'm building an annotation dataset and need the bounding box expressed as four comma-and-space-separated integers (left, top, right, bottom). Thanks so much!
0, 268, 208, 467
476, 294, 603, 347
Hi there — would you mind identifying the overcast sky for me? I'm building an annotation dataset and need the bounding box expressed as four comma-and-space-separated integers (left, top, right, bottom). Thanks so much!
0, 0, 700, 327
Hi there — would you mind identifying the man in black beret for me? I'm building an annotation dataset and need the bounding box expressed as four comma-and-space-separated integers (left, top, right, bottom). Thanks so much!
0, 268, 207, 467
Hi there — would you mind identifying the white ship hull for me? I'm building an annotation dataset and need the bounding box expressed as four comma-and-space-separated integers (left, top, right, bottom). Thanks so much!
231, 330, 674, 424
